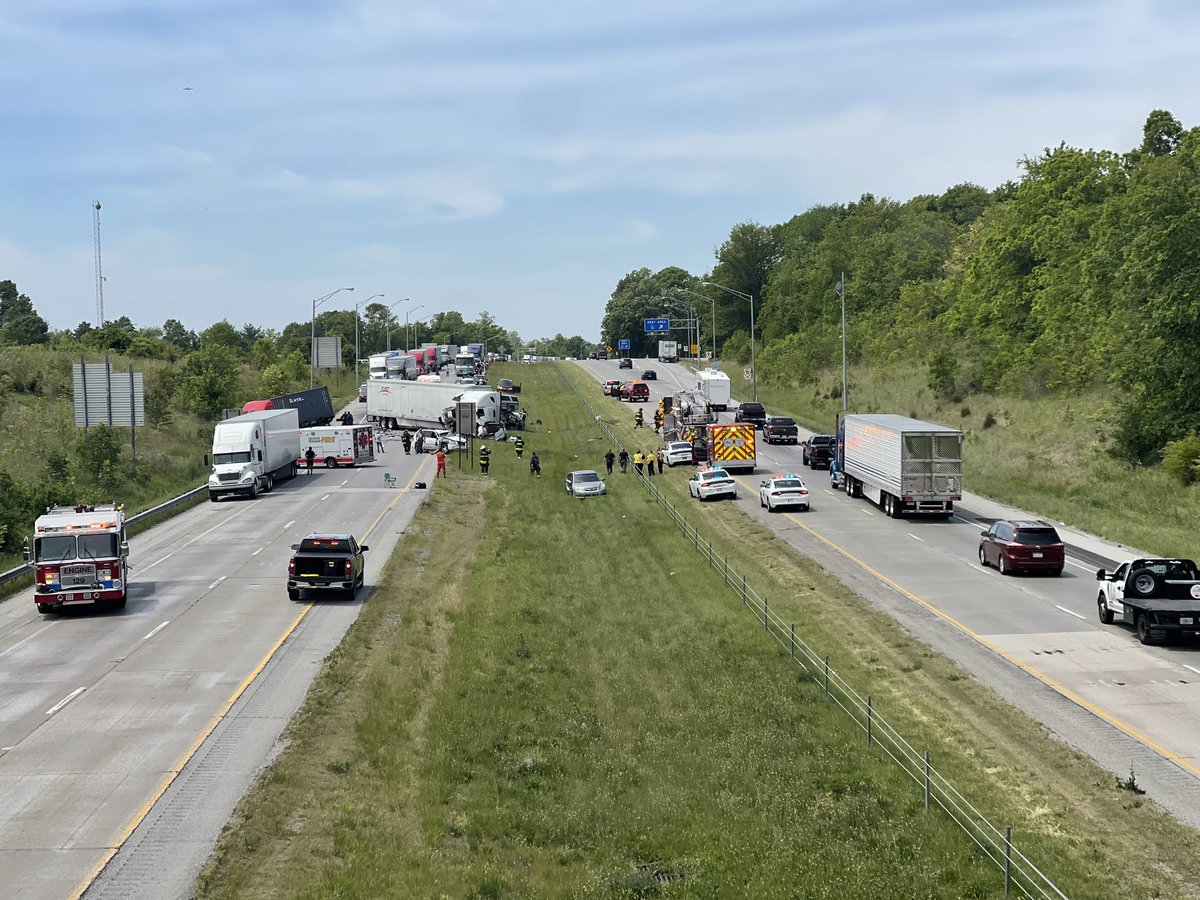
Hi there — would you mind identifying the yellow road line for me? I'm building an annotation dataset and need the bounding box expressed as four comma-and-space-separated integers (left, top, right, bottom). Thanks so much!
732, 473, 1200, 779
71, 457, 432, 898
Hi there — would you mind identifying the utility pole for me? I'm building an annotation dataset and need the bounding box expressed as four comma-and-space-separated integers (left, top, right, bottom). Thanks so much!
836, 273, 847, 411
93, 201, 105, 327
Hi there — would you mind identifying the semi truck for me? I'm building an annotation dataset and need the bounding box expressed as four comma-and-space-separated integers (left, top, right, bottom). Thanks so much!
444, 388, 504, 435
242, 386, 335, 428
695, 368, 731, 411
467, 343, 483, 358
207, 407, 302, 501
387, 353, 418, 380
658, 340, 679, 363
831, 414, 963, 517
298, 424, 376, 468
704, 423, 756, 473
454, 352, 477, 379
25, 503, 130, 614
367, 379, 494, 429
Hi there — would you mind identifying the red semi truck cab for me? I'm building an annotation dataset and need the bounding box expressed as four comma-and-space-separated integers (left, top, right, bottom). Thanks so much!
26, 503, 130, 614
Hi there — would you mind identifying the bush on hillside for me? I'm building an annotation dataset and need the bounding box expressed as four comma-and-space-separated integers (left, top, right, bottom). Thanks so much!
1162, 434, 1200, 486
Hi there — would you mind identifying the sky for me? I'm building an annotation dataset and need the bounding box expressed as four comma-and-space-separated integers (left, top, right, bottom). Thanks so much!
2, 0, 1199, 343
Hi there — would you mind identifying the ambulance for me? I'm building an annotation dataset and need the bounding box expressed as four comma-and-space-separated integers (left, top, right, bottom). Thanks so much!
703, 423, 757, 473
25, 503, 129, 614
297, 424, 377, 468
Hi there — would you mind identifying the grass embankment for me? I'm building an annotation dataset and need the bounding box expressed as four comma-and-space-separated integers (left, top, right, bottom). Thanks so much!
197, 362, 1200, 899
715, 359, 1199, 558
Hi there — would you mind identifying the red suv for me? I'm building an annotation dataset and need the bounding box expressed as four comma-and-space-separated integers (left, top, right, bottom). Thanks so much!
978, 520, 1064, 576
620, 381, 650, 402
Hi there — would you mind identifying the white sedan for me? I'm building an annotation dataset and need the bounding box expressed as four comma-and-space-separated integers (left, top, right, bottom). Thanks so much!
664, 440, 695, 467
688, 467, 737, 501
415, 429, 467, 452
759, 474, 811, 512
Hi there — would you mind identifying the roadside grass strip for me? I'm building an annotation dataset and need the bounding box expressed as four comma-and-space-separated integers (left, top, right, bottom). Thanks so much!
197, 363, 1200, 900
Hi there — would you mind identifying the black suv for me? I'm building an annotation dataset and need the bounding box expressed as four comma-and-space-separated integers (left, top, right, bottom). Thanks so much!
618, 358, 633, 369
802, 434, 835, 468
763, 416, 799, 444
734, 402, 767, 428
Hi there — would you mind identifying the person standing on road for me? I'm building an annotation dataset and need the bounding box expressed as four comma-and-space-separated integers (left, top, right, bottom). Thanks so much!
304, 447, 316, 474
479, 443, 491, 475
415, 432, 425, 454
604, 449, 615, 475
401, 430, 412, 454
436, 448, 447, 478
514, 435, 525, 459
619, 449, 629, 473
656, 448, 665, 475
375, 431, 385, 454
529, 452, 541, 477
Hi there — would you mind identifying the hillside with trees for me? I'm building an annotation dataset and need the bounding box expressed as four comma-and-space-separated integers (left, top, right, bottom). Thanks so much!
602, 109, 1200, 471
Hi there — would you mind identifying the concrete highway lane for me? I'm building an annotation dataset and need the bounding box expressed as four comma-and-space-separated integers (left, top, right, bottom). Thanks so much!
0, 438, 434, 899
579, 357, 1200, 824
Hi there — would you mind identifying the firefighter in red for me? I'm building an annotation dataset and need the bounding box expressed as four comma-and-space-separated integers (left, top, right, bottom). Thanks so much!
436, 449, 447, 478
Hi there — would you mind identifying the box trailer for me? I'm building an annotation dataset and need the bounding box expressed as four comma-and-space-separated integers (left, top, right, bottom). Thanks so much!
208, 408, 301, 500
831, 414, 963, 517
298, 424, 376, 468
695, 368, 731, 411
367, 379, 469, 428
242, 386, 335, 428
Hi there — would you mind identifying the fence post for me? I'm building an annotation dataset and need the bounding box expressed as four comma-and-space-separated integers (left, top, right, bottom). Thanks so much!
741, 574, 748, 606
867, 696, 873, 747
723, 557, 728, 585
924, 751, 930, 812
763, 597, 768, 631
708, 540, 714, 566
790, 623, 795, 659
1004, 826, 1012, 895
823, 656, 829, 697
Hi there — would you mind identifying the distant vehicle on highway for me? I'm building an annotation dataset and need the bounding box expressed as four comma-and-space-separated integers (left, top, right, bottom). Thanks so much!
759, 474, 811, 512
978, 520, 1064, 576
603, 379, 623, 396
358, 383, 368, 402
688, 466, 737, 501
565, 470, 606, 498
620, 381, 650, 402
734, 401, 767, 429
802, 434, 835, 467
641, 369, 657, 380
763, 416, 799, 444
618, 357, 633, 369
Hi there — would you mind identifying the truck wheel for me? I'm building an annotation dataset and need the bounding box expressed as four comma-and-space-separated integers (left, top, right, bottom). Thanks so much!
326, 457, 337, 468
1129, 569, 1160, 597
1097, 595, 1114, 624
287, 588, 300, 602
209, 492, 220, 503
249, 481, 258, 499
1136, 614, 1156, 645
111, 592, 127, 610
36, 603, 52, 615
265, 474, 274, 492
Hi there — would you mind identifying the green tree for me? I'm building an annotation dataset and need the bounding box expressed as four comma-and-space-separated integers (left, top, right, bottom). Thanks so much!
0, 280, 50, 345
200, 320, 245, 352
177, 345, 241, 419
76, 423, 123, 480
1140, 109, 1184, 158
162, 318, 197, 351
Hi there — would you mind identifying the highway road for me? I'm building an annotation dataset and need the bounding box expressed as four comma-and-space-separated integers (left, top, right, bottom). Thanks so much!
579, 357, 1200, 826
0, 422, 435, 900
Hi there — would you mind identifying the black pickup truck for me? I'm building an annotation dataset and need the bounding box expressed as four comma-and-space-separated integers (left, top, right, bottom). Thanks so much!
287, 533, 369, 601
802, 434, 835, 469
763, 416, 799, 445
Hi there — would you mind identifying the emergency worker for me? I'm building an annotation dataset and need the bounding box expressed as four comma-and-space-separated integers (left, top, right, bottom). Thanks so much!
479, 443, 491, 475
514, 435, 525, 459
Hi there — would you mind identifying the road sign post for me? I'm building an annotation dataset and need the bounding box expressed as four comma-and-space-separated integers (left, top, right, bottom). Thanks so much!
618, 338, 630, 351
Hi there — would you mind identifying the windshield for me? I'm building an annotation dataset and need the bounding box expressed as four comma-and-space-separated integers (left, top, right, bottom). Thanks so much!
36, 535, 77, 562
79, 533, 120, 559
769, 418, 795, 426
575, 472, 600, 483
774, 479, 805, 489
214, 451, 253, 465
1014, 529, 1061, 546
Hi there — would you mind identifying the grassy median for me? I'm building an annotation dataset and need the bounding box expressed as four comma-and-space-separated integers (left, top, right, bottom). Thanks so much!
196, 363, 1200, 899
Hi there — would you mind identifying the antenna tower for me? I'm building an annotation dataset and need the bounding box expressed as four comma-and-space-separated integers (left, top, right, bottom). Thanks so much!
93, 201, 105, 327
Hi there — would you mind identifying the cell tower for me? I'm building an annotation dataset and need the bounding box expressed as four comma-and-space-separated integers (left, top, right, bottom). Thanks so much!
93, 200, 105, 327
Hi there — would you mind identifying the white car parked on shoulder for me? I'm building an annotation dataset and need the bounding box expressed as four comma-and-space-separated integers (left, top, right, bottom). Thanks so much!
759, 473, 811, 512
664, 440, 695, 467
688, 466, 737, 501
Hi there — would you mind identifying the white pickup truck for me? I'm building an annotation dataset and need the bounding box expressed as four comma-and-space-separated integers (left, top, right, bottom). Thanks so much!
1095, 558, 1200, 645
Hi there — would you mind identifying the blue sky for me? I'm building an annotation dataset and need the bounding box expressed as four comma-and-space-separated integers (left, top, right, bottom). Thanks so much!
2, 0, 1199, 342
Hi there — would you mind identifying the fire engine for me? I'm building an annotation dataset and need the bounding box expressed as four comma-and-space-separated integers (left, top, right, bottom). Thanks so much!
704, 423, 757, 473
25, 503, 129, 614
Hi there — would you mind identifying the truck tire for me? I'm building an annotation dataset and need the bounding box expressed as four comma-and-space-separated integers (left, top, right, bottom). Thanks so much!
249, 481, 258, 499
1129, 569, 1160, 597
111, 594, 126, 610
209, 492, 220, 502
36, 603, 52, 615
1097, 594, 1114, 624
1136, 613, 1157, 645
287, 588, 300, 602
325, 457, 337, 468
264, 474, 274, 492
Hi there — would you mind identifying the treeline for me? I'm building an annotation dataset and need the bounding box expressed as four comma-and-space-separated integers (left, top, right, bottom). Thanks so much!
602, 109, 1200, 464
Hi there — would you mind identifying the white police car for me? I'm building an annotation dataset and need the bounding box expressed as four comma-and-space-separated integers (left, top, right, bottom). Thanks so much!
688, 466, 737, 501
759, 473, 810, 512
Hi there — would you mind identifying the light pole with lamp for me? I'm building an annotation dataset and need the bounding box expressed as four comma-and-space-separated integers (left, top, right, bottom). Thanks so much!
835, 272, 847, 411
660, 296, 697, 360
311, 287, 354, 388
674, 287, 717, 362
702, 281, 755, 401
355, 293, 383, 384
405, 304, 426, 351
385, 298, 412, 352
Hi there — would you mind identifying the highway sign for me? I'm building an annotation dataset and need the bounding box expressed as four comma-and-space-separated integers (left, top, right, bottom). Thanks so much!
618, 338, 630, 350
643, 317, 670, 333
744, 367, 753, 381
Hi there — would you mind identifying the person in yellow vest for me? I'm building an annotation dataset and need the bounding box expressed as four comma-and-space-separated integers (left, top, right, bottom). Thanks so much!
514, 435, 525, 459
633, 450, 644, 475
479, 443, 491, 475
645, 450, 655, 478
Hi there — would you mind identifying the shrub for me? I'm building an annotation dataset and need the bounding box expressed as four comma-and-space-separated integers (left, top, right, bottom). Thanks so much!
982, 412, 997, 430
1161, 434, 1200, 486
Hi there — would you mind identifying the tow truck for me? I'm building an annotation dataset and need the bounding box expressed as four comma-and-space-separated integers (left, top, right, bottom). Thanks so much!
1096, 558, 1200, 645
25, 503, 130, 614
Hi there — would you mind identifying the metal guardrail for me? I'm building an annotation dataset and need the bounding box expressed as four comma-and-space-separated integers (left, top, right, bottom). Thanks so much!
0, 484, 208, 591
558, 364, 1068, 900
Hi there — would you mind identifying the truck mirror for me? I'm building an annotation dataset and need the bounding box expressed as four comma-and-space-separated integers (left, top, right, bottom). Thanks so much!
980, 530, 989, 537
290, 543, 300, 551
23, 539, 32, 563
1095, 568, 1107, 581
360, 545, 369, 552
119, 541, 129, 556
204, 454, 210, 467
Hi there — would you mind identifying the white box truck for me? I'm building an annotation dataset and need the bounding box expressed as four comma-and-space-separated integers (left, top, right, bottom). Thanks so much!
367, 379, 471, 428
298, 424, 376, 468
658, 340, 678, 363
207, 408, 301, 501
695, 368, 731, 411
831, 414, 963, 517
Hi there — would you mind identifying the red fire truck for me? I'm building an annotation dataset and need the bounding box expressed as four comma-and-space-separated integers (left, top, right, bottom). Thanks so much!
25, 503, 130, 614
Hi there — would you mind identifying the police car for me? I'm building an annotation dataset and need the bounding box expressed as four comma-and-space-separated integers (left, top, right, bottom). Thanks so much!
758, 473, 811, 512
688, 465, 737, 501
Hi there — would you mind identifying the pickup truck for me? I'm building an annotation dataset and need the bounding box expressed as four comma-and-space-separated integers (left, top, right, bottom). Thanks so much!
802, 434, 835, 469
763, 416, 799, 444
1096, 558, 1200, 644
287, 533, 369, 601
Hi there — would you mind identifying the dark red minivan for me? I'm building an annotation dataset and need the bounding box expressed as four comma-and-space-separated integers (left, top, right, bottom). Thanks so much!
979, 520, 1064, 576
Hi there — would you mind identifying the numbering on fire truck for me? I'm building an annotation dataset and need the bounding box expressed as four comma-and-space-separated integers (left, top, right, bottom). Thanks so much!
25, 503, 130, 614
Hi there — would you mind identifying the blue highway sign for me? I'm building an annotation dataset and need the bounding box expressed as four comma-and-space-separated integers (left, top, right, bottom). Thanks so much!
644, 317, 670, 333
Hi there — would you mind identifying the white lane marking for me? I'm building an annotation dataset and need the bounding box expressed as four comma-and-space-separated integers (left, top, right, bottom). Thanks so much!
859, 509, 875, 517
285, 520, 296, 529
907, 533, 926, 543
1183, 664, 1200, 676
1055, 605, 1087, 621
141, 505, 255, 573
208, 576, 227, 590
1066, 559, 1094, 572
0, 746, 13, 752
823, 489, 836, 496
321, 494, 330, 501
140, 550, 174, 573
341, 479, 349, 486
251, 547, 264, 556
47, 687, 86, 716
0, 622, 55, 661
142, 621, 170, 641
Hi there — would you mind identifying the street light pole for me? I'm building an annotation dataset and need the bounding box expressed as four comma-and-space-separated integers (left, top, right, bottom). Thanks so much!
405, 304, 426, 352
702, 282, 755, 401
673, 287, 717, 363
355, 293, 383, 385
835, 272, 847, 411
661, 296, 697, 360
311, 287, 354, 388
385, 298, 411, 352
